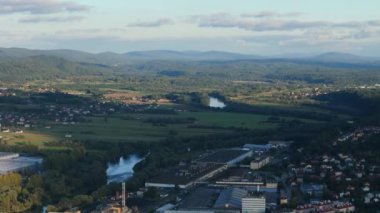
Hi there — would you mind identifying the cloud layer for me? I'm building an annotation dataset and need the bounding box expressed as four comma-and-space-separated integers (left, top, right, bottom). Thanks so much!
19, 15, 84, 23
241, 11, 303, 18
127, 18, 174, 27
193, 13, 380, 32
0, 0, 90, 14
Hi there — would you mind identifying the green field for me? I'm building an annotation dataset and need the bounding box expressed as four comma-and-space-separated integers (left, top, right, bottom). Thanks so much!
181, 111, 276, 129
0, 111, 289, 147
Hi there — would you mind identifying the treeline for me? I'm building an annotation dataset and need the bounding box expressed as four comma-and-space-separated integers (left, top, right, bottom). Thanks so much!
225, 102, 336, 121
144, 117, 196, 125
0, 56, 112, 82
41, 149, 107, 211
165, 92, 209, 107
0, 173, 44, 212
313, 89, 380, 116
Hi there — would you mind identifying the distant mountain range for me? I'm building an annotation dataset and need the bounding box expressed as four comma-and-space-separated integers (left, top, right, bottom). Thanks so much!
0, 47, 379, 84
1, 47, 379, 65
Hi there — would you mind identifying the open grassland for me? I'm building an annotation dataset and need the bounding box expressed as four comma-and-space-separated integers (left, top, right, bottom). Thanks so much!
38, 116, 228, 142
0, 110, 296, 147
181, 111, 276, 129
0, 131, 57, 148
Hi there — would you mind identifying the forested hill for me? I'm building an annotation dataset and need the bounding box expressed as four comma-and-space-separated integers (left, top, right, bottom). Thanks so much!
0, 48, 379, 85
1, 47, 379, 65
0, 56, 112, 81
0, 48, 261, 65
0, 55, 380, 85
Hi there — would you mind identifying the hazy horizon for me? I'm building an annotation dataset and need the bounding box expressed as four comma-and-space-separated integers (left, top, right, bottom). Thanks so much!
2, 46, 379, 58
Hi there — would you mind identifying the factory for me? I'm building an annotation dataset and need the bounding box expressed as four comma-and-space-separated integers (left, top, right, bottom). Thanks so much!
146, 148, 252, 189
250, 155, 271, 170
0, 152, 43, 175
145, 162, 227, 189
196, 148, 253, 166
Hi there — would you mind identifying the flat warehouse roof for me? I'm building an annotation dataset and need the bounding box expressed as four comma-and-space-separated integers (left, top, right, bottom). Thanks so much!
197, 149, 250, 164
147, 163, 224, 186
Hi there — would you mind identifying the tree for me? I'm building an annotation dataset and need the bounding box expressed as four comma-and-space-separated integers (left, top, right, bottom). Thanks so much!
143, 187, 158, 200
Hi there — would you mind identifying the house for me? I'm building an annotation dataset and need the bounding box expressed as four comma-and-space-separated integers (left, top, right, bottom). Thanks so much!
280, 190, 288, 205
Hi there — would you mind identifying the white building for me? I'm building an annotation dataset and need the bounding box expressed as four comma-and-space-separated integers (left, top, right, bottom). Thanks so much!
250, 156, 270, 170
242, 196, 266, 213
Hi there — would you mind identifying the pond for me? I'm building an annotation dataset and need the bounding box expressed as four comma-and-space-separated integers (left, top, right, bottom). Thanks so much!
209, 96, 227, 109
106, 154, 143, 184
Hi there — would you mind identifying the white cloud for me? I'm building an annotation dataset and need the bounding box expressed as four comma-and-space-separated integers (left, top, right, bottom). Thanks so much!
127, 18, 174, 28
0, 0, 91, 14
19, 15, 84, 23
241, 11, 303, 18
192, 13, 380, 33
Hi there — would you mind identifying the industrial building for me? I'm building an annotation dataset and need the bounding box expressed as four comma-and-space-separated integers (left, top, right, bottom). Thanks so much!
250, 155, 271, 170
0, 152, 43, 175
165, 210, 237, 213
146, 149, 252, 189
145, 162, 227, 189
213, 187, 247, 209
243, 144, 272, 153
163, 186, 273, 213
214, 168, 278, 193
197, 148, 253, 166
242, 195, 266, 213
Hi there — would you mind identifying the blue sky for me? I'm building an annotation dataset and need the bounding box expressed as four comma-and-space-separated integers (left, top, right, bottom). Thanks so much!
1, 0, 380, 56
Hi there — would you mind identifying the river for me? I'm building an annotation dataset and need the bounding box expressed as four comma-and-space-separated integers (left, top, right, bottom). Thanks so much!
209, 96, 227, 109
106, 154, 143, 184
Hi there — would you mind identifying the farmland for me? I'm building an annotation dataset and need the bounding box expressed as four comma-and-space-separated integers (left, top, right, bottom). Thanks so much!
1, 111, 286, 147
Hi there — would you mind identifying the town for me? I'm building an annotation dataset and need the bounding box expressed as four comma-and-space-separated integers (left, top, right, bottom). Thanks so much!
0, 87, 379, 212
96, 135, 377, 213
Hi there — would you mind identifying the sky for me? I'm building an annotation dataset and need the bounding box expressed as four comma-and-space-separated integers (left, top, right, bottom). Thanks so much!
1, 0, 380, 56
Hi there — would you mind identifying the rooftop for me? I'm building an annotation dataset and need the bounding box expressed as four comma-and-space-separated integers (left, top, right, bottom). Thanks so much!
213, 188, 247, 209
147, 163, 224, 186
197, 149, 250, 164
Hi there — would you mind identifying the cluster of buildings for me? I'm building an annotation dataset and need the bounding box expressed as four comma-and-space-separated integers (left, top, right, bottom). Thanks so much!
294, 200, 355, 213
157, 187, 268, 213
144, 144, 294, 213
0, 90, 174, 139
271, 87, 331, 103
0, 92, 141, 141
287, 151, 379, 202
285, 127, 380, 211
0, 87, 16, 97
0, 152, 42, 175
336, 126, 380, 143
0, 113, 38, 133
145, 148, 253, 189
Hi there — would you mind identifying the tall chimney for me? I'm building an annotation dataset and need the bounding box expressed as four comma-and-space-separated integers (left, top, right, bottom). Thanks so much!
122, 182, 126, 208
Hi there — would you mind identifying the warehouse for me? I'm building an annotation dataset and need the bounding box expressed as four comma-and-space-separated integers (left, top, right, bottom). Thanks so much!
197, 148, 253, 166
145, 162, 227, 189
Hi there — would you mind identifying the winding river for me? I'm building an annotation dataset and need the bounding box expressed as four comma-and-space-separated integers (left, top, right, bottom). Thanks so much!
106, 154, 143, 184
